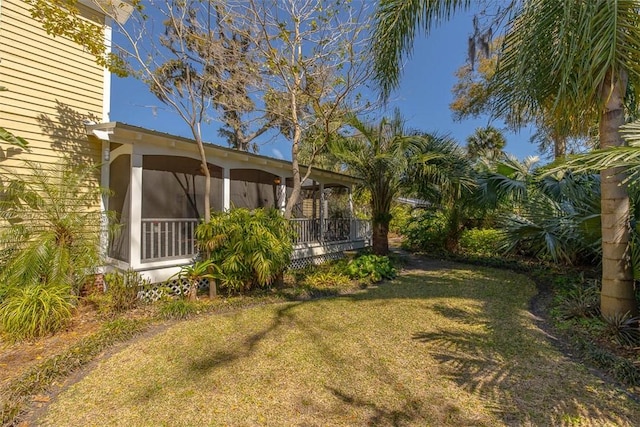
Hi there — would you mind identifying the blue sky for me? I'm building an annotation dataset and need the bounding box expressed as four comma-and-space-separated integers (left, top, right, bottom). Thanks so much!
109, 4, 539, 162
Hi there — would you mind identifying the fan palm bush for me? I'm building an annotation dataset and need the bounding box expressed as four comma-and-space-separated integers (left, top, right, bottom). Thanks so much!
0, 161, 108, 294
195, 208, 294, 294
477, 155, 601, 264
0, 161, 108, 340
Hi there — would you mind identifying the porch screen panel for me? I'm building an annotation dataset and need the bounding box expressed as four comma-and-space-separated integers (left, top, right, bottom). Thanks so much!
230, 169, 277, 209
325, 185, 350, 218
286, 178, 320, 219
108, 154, 131, 262
141, 155, 223, 219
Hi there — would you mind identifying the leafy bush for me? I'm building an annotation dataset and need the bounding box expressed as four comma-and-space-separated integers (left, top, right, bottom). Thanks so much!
400, 211, 448, 252
0, 284, 75, 342
389, 204, 413, 235
195, 208, 294, 293
87, 270, 148, 316
458, 228, 504, 256
345, 254, 396, 284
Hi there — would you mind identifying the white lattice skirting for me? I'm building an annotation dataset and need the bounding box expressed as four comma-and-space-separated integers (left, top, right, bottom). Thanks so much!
137, 277, 210, 302
136, 253, 346, 301
288, 252, 344, 269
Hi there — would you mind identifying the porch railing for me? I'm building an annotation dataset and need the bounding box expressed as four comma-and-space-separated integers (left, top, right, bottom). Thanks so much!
290, 218, 371, 245
139, 217, 371, 262
141, 218, 199, 262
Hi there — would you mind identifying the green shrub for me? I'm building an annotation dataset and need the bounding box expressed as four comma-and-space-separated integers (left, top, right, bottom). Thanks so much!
158, 298, 203, 320
87, 270, 148, 316
0, 284, 75, 342
389, 204, 413, 235
195, 208, 294, 293
400, 211, 448, 252
302, 270, 352, 289
458, 228, 505, 256
345, 254, 396, 284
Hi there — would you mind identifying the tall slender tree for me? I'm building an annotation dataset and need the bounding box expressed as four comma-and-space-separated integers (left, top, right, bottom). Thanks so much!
373, 0, 640, 317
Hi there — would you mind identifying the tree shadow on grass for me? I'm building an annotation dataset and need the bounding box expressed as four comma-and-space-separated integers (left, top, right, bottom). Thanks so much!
181, 262, 636, 425
186, 302, 301, 376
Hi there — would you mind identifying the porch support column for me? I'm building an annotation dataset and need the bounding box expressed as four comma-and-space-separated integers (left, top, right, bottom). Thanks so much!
348, 185, 355, 241
129, 153, 143, 269
99, 140, 110, 260
319, 182, 325, 242
277, 176, 286, 213
223, 168, 230, 211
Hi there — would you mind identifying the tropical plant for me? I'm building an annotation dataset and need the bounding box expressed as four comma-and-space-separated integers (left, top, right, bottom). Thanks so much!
195, 208, 294, 293
478, 156, 601, 263
169, 259, 216, 301
330, 110, 471, 255
0, 161, 109, 296
0, 283, 75, 342
465, 126, 506, 162
458, 228, 504, 257
344, 254, 396, 284
373, 0, 640, 317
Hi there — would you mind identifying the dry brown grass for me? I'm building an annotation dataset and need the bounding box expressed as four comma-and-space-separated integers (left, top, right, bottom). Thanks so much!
39, 263, 640, 426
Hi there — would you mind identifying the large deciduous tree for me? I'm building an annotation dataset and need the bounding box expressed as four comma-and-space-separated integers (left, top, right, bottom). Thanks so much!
244, 0, 373, 218
373, 0, 640, 317
99, 0, 271, 222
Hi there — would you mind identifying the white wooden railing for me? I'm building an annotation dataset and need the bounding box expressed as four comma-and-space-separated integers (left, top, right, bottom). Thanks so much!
140, 217, 371, 262
141, 218, 199, 262
290, 218, 371, 245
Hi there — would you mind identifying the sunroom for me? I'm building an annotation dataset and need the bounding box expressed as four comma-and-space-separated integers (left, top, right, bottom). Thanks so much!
87, 123, 371, 283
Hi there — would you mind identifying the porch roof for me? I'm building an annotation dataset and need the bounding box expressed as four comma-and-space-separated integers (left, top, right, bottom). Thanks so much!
87, 122, 360, 186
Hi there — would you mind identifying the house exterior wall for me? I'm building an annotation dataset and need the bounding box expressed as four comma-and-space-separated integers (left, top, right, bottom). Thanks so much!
0, 0, 106, 173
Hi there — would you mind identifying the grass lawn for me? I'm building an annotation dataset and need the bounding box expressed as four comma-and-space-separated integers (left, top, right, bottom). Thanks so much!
39, 261, 640, 426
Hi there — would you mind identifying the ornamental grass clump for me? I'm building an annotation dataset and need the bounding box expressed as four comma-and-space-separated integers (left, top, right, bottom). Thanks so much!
0, 283, 75, 342
195, 208, 294, 293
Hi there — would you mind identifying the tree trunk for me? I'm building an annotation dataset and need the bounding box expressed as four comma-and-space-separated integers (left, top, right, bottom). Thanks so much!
553, 133, 566, 159
193, 131, 211, 223
599, 68, 638, 317
209, 280, 217, 299
372, 220, 389, 255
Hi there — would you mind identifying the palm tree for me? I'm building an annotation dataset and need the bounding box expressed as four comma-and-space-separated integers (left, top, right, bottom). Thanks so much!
373, 0, 640, 317
466, 126, 506, 162
330, 111, 409, 255
331, 110, 471, 255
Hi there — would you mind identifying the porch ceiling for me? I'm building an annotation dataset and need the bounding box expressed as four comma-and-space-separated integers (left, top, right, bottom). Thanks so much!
87, 122, 360, 186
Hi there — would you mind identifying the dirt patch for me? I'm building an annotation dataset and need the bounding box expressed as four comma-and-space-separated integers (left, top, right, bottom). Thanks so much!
0, 303, 103, 390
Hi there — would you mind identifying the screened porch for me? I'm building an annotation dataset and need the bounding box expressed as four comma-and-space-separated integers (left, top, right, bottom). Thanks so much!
90, 123, 371, 283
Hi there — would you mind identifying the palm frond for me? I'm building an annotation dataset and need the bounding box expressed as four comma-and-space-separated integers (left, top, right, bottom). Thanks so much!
373, 0, 472, 99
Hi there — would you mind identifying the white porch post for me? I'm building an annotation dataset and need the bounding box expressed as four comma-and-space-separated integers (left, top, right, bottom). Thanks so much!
348, 185, 356, 241
129, 153, 143, 269
223, 168, 231, 211
319, 182, 325, 241
99, 140, 110, 259
277, 176, 286, 213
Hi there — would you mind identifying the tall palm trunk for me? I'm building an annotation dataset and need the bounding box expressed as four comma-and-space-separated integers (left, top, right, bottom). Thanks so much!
599, 69, 638, 317
372, 218, 389, 255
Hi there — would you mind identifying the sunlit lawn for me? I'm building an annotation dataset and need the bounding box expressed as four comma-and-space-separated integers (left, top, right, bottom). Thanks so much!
40, 262, 640, 426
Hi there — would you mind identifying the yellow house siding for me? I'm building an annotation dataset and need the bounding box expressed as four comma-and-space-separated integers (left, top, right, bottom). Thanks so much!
0, 0, 106, 173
